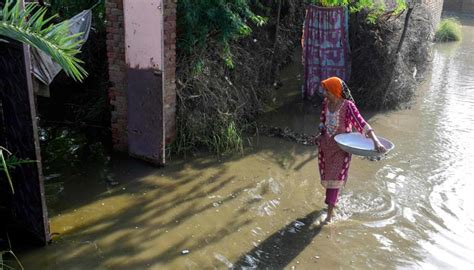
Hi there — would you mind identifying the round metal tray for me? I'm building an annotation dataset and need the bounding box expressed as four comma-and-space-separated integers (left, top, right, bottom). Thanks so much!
334, 132, 394, 157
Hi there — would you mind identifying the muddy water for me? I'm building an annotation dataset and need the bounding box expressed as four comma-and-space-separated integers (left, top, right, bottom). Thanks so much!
19, 17, 474, 269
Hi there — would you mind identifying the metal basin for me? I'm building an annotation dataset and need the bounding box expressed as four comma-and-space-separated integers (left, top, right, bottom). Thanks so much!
334, 132, 395, 157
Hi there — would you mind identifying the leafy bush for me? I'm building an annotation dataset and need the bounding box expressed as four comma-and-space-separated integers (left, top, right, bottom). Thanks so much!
177, 0, 266, 66
435, 18, 462, 42
311, 0, 407, 23
47, 0, 106, 32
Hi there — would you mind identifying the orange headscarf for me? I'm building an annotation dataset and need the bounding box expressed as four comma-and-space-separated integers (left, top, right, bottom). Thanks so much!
321, 77, 342, 99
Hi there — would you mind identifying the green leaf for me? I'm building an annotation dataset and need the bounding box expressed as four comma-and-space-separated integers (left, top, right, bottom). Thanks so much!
0, 150, 14, 194
0, 0, 87, 81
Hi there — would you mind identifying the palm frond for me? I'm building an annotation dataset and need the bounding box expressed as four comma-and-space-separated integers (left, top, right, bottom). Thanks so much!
0, 149, 14, 194
0, 0, 88, 81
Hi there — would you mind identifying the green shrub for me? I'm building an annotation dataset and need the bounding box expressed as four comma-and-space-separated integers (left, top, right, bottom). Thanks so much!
435, 18, 462, 42
177, 0, 266, 66
311, 0, 407, 23
47, 0, 106, 32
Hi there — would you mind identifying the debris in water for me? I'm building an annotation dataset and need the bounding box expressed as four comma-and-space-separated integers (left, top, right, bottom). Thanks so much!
181, 249, 190, 255
106, 174, 120, 186
214, 253, 234, 268
44, 173, 61, 181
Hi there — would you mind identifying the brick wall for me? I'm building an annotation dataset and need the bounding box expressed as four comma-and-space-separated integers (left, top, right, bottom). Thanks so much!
423, 0, 445, 30
105, 0, 128, 151
163, 0, 177, 144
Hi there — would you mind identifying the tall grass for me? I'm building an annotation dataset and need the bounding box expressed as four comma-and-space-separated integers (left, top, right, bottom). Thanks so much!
170, 115, 244, 157
207, 120, 244, 156
435, 18, 462, 42
1, 148, 29, 270
0, 234, 24, 270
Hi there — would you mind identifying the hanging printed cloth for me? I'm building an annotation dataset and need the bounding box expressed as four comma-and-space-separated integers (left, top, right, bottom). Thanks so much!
302, 5, 351, 98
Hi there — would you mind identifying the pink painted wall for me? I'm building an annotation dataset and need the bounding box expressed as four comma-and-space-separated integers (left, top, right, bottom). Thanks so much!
123, 0, 163, 70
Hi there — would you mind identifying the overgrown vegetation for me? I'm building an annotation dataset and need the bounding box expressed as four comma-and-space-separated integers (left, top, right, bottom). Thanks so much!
173, 0, 411, 155
349, 5, 433, 109
178, 0, 267, 68
311, 0, 407, 23
435, 18, 462, 42
174, 1, 305, 156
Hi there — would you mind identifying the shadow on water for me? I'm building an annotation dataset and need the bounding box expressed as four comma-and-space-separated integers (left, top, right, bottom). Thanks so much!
233, 210, 324, 269
18, 150, 264, 269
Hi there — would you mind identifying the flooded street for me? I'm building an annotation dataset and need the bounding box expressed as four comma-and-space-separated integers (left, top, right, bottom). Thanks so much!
19, 16, 474, 269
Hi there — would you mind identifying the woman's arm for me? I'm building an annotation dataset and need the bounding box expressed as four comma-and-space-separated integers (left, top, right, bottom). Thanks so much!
347, 101, 371, 133
367, 130, 386, 153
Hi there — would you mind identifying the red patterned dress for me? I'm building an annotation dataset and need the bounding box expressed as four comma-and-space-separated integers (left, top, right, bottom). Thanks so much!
317, 98, 372, 204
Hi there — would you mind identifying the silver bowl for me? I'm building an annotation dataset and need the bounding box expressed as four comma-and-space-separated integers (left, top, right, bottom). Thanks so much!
334, 132, 394, 157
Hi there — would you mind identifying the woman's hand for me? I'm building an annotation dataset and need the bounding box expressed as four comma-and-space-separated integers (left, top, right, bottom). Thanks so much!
367, 130, 387, 153
373, 139, 387, 153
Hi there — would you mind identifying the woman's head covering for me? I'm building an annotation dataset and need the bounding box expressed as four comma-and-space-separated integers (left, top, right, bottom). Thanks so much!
321, 76, 355, 103
321, 77, 342, 98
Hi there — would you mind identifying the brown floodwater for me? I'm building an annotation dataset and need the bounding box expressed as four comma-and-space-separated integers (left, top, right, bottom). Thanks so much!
19, 16, 474, 269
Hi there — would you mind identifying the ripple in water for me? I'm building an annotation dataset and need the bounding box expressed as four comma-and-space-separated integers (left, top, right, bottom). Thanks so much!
337, 190, 398, 227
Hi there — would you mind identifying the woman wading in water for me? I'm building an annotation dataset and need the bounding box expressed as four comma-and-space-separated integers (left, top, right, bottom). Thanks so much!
316, 77, 386, 223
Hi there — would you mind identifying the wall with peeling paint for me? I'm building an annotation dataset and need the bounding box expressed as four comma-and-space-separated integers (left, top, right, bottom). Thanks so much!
123, 0, 163, 70
106, 0, 176, 164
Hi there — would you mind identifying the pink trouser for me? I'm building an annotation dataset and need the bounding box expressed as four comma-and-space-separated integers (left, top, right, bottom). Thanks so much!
325, 188, 340, 205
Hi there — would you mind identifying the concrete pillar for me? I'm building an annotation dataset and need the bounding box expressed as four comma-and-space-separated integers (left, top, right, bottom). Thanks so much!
105, 0, 176, 159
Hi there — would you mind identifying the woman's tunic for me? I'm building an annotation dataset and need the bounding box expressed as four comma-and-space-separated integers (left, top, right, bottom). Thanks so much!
318, 98, 372, 189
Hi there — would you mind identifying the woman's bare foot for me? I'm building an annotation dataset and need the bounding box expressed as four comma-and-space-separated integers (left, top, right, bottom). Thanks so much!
323, 216, 332, 223
326, 204, 335, 223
